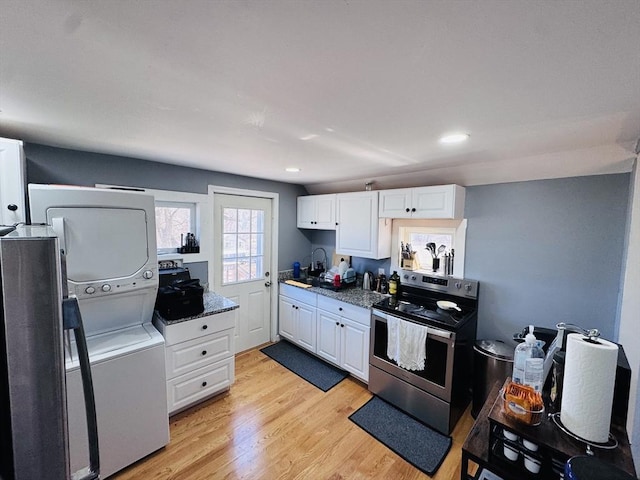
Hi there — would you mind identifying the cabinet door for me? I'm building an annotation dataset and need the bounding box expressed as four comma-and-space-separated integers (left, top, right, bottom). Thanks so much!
296, 196, 315, 228
164, 329, 233, 380
379, 188, 413, 218
336, 191, 385, 258
166, 356, 234, 414
0, 138, 26, 225
296, 302, 316, 352
278, 295, 296, 342
316, 309, 341, 365
412, 185, 462, 219
314, 194, 336, 229
341, 319, 369, 382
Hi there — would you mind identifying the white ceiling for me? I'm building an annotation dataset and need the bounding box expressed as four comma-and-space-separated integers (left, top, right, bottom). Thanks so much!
1, 1, 639, 194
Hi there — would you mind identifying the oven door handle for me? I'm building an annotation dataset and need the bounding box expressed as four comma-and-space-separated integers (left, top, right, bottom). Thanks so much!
427, 327, 452, 339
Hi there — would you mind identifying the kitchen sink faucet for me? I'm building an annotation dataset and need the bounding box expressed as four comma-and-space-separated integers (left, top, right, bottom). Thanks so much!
310, 247, 327, 273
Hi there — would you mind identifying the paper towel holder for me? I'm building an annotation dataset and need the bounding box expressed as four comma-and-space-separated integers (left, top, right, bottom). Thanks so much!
549, 412, 618, 455
557, 322, 601, 342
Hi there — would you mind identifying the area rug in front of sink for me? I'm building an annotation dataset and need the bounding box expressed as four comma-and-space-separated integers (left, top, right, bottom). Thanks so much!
349, 396, 452, 476
260, 340, 349, 392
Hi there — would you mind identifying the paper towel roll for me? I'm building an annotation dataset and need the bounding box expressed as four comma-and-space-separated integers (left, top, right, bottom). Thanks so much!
560, 333, 618, 443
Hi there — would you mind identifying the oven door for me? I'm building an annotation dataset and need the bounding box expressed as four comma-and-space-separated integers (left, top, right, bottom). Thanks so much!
370, 309, 455, 402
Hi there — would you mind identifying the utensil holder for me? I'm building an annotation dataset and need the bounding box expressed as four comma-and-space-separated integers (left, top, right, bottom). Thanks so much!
432, 258, 440, 272
401, 258, 416, 270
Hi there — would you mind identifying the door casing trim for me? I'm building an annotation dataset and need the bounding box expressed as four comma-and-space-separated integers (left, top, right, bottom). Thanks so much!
208, 185, 280, 342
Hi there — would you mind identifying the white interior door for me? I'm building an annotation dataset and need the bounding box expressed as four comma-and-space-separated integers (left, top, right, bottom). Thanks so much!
213, 193, 272, 353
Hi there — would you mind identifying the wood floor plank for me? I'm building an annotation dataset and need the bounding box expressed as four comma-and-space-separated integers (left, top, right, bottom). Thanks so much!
112, 346, 474, 479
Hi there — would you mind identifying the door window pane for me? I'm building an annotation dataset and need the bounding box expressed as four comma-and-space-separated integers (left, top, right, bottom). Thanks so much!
222, 207, 265, 284
223, 209, 237, 233
238, 209, 251, 232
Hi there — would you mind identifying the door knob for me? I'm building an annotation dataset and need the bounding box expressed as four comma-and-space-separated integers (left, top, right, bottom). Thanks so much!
265, 281, 272, 287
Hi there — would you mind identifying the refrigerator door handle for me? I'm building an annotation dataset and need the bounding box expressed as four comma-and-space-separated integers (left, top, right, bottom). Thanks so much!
63, 296, 100, 480
51, 217, 67, 254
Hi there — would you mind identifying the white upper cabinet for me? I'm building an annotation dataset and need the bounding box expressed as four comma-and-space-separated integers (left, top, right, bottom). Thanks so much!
336, 191, 391, 259
379, 185, 466, 219
0, 138, 26, 226
297, 194, 336, 230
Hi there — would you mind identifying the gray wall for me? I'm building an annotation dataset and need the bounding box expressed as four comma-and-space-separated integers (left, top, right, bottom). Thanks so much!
312, 174, 630, 346
308, 229, 390, 277
465, 174, 630, 343
24, 143, 312, 277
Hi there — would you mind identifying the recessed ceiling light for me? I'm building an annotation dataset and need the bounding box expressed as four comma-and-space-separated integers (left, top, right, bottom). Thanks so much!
439, 133, 470, 144
285, 167, 301, 173
299, 134, 318, 141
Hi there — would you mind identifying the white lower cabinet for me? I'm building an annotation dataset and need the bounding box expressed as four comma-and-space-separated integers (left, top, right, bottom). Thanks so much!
316, 296, 370, 382
154, 310, 235, 415
278, 283, 317, 352
278, 284, 371, 382
166, 356, 234, 413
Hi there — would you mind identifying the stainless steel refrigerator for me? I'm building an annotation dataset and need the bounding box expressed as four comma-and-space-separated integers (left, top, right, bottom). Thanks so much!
0, 225, 99, 480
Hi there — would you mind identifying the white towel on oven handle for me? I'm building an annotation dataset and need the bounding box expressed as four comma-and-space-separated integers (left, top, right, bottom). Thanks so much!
386, 317, 429, 371
387, 315, 400, 361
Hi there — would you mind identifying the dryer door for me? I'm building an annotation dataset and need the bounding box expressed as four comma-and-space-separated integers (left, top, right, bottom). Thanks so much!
48, 207, 150, 282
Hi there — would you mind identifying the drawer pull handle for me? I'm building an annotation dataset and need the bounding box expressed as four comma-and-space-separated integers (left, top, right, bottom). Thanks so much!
335, 321, 339, 326
202, 350, 207, 356
338, 307, 343, 311
340, 323, 344, 328
201, 381, 207, 387
202, 325, 208, 330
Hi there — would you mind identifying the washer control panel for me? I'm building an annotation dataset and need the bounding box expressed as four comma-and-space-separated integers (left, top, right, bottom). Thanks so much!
72, 264, 158, 299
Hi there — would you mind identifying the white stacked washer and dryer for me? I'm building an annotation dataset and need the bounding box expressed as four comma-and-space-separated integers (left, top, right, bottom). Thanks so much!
29, 184, 169, 478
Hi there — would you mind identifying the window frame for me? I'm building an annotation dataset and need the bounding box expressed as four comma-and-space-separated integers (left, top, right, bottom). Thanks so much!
221, 206, 266, 285
155, 200, 197, 255
391, 218, 467, 277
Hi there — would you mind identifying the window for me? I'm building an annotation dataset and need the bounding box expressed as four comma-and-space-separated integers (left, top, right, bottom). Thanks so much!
222, 207, 265, 284
406, 229, 454, 270
155, 201, 196, 254
394, 219, 467, 276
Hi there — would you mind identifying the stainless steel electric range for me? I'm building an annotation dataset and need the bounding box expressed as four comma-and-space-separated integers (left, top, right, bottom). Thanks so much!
369, 271, 479, 435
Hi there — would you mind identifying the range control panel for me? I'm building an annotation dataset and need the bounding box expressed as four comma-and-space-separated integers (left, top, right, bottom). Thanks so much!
400, 270, 478, 299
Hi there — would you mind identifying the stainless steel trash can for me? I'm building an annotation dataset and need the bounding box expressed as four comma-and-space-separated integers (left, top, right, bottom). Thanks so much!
472, 339, 515, 418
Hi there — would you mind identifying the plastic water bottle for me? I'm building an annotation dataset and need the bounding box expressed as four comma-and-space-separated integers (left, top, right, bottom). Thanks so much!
513, 325, 545, 392
293, 261, 301, 279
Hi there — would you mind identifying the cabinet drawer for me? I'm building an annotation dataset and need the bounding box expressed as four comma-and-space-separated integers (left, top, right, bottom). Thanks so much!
279, 283, 317, 306
317, 295, 370, 326
165, 328, 234, 380
167, 356, 234, 414
161, 310, 235, 346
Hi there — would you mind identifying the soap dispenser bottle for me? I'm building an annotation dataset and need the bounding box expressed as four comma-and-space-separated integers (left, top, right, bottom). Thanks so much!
513, 325, 545, 392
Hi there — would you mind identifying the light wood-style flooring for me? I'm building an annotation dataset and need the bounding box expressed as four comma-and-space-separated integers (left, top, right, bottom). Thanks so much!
112, 345, 474, 479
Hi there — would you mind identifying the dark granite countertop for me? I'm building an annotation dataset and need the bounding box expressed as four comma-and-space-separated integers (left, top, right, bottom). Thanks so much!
155, 291, 239, 325
280, 280, 387, 309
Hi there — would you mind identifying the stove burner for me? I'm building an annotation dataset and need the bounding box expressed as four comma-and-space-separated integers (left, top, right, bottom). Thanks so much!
376, 297, 468, 328
397, 301, 425, 314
